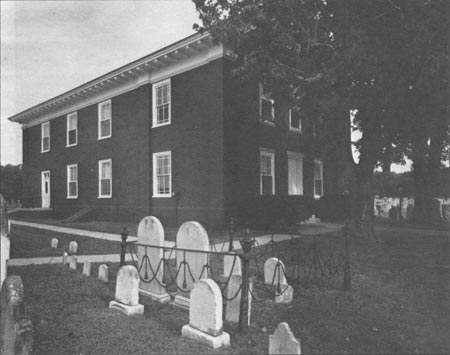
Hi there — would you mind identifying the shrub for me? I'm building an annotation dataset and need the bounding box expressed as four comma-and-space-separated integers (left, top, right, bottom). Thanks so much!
316, 194, 351, 221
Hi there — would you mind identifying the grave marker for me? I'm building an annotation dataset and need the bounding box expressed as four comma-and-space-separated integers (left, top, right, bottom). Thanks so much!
269, 322, 301, 354
69, 241, 78, 254
62, 252, 68, 265
223, 252, 242, 277
69, 255, 77, 270
110, 265, 144, 316
137, 216, 170, 303
0, 237, 10, 288
51, 238, 58, 248
82, 261, 91, 276
181, 278, 230, 349
264, 257, 287, 286
98, 264, 109, 283
225, 275, 252, 324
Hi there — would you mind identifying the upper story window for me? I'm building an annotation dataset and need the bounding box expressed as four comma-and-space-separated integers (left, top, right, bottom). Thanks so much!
98, 100, 112, 139
41, 122, 50, 153
153, 151, 172, 197
314, 159, 323, 199
98, 159, 112, 198
67, 164, 78, 199
152, 79, 171, 127
289, 108, 302, 133
259, 83, 275, 125
260, 148, 275, 195
67, 112, 78, 147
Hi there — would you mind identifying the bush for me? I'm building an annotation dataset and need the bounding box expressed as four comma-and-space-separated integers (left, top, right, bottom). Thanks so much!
316, 194, 351, 221
238, 195, 315, 229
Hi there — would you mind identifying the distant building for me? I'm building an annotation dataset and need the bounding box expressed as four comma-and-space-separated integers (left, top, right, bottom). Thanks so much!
8, 32, 337, 227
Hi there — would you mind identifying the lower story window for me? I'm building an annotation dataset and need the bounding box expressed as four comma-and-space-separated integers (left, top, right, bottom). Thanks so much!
99, 159, 112, 198
67, 164, 78, 198
288, 152, 303, 195
260, 149, 275, 195
153, 151, 172, 197
314, 159, 323, 198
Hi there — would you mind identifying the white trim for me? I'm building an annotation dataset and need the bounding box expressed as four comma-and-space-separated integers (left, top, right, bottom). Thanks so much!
152, 78, 171, 127
66, 164, 78, 199
66, 112, 78, 147
41, 122, 50, 153
289, 109, 302, 133
152, 151, 172, 198
313, 159, 324, 199
259, 148, 275, 195
98, 100, 112, 140
259, 83, 275, 125
41, 170, 51, 208
98, 159, 112, 198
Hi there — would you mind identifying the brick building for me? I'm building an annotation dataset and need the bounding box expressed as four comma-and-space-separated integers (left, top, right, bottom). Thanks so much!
8, 32, 337, 228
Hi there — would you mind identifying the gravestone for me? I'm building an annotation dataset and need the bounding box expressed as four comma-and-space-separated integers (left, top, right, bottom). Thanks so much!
174, 221, 210, 309
51, 238, 58, 248
275, 285, 294, 304
223, 252, 242, 277
225, 275, 252, 324
0, 193, 8, 239
269, 322, 301, 354
181, 278, 230, 349
69, 255, 77, 270
98, 264, 109, 283
264, 257, 287, 286
69, 241, 78, 254
62, 252, 68, 265
109, 265, 144, 316
137, 216, 170, 303
406, 204, 414, 222
82, 261, 91, 276
0, 276, 34, 355
0, 194, 10, 288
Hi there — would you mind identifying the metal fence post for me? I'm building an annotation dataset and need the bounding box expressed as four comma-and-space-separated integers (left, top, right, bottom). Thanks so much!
120, 227, 128, 267
239, 228, 254, 332
228, 217, 236, 251
343, 224, 351, 291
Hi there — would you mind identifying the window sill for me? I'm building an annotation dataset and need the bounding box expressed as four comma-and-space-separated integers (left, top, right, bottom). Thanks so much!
314, 195, 323, 200
67, 196, 78, 199
289, 128, 302, 133
152, 194, 172, 198
98, 195, 112, 199
261, 120, 275, 127
97, 135, 111, 141
66, 143, 78, 148
41, 150, 50, 154
152, 121, 171, 128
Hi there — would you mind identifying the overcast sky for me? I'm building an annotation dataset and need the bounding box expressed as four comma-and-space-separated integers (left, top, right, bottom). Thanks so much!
1, 0, 199, 165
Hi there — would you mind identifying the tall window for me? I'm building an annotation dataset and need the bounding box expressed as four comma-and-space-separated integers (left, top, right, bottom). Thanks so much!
314, 159, 323, 199
98, 100, 112, 139
288, 152, 303, 195
41, 122, 50, 152
153, 151, 172, 197
98, 159, 112, 198
67, 164, 78, 198
260, 149, 275, 195
259, 83, 275, 124
153, 79, 171, 127
289, 108, 302, 132
67, 112, 78, 147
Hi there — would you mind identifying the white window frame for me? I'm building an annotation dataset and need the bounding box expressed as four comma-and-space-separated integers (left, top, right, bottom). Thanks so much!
66, 112, 78, 147
67, 164, 78, 199
259, 148, 275, 195
41, 122, 50, 153
314, 159, 324, 199
152, 78, 171, 127
152, 151, 172, 198
289, 109, 302, 133
259, 83, 275, 126
98, 100, 112, 140
288, 152, 304, 195
98, 159, 112, 198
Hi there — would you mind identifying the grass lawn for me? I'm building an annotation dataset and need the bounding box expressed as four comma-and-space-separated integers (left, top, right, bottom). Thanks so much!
10, 225, 120, 258
7, 227, 449, 354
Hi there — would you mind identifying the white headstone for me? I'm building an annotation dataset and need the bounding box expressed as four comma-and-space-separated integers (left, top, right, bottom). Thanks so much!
269, 322, 301, 354
109, 265, 144, 316
69, 255, 77, 270
62, 252, 68, 265
174, 221, 210, 309
264, 257, 287, 286
137, 216, 170, 303
0, 236, 10, 288
181, 278, 230, 349
69, 241, 78, 254
51, 238, 58, 248
82, 261, 91, 276
223, 253, 242, 277
275, 284, 294, 304
98, 264, 108, 283
225, 275, 252, 324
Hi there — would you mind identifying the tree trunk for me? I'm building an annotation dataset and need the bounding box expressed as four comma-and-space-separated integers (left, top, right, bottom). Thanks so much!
412, 132, 430, 224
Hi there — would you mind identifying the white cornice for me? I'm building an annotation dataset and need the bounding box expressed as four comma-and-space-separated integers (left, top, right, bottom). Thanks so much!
10, 33, 225, 128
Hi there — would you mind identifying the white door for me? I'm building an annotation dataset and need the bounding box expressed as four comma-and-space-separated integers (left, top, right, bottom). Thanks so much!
41, 171, 51, 208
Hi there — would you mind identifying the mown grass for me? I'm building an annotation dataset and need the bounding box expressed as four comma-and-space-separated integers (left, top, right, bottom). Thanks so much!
7, 228, 449, 354
10, 225, 120, 258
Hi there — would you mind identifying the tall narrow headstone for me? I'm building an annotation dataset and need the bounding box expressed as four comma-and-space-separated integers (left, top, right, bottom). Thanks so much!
174, 221, 210, 309
0, 194, 9, 288
51, 238, 58, 248
82, 261, 91, 276
110, 265, 144, 316
0, 276, 34, 355
182, 278, 230, 349
225, 275, 252, 324
62, 252, 68, 265
264, 257, 287, 286
137, 216, 170, 303
69, 241, 78, 254
0, 193, 8, 239
269, 322, 301, 354
69, 255, 77, 270
98, 264, 109, 283
223, 252, 242, 277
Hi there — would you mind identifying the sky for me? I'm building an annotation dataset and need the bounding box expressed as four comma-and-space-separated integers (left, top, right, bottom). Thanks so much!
1, 0, 199, 165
